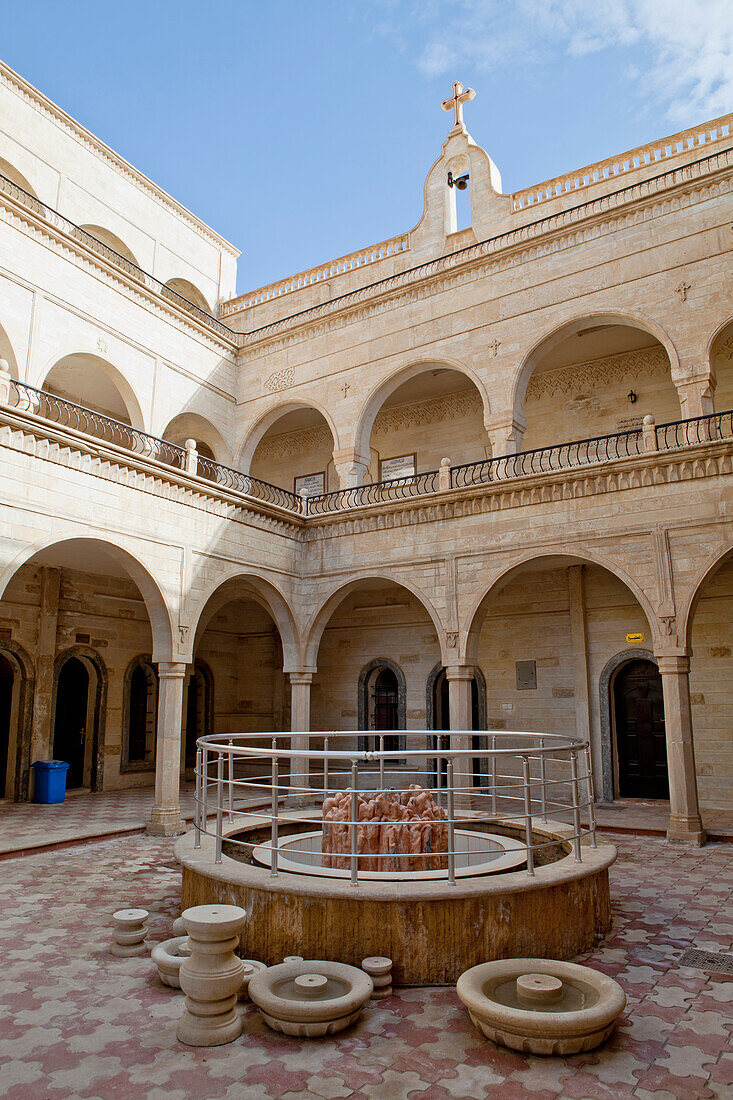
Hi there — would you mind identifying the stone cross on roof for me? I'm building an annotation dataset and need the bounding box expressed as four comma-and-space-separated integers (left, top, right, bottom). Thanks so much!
441, 81, 475, 131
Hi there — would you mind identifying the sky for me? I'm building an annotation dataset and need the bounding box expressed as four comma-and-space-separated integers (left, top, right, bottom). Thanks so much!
2, 0, 732, 294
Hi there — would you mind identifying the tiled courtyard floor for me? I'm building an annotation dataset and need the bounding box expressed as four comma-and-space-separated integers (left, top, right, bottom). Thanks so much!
1, 832, 731, 1100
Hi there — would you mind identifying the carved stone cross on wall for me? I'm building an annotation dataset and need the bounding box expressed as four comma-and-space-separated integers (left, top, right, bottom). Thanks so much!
441, 81, 476, 130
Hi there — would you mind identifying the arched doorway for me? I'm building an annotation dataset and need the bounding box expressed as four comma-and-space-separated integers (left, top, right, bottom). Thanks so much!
427, 666, 486, 786
53, 657, 90, 789
52, 651, 105, 791
358, 659, 406, 753
0, 654, 13, 797
185, 660, 213, 770
613, 659, 668, 799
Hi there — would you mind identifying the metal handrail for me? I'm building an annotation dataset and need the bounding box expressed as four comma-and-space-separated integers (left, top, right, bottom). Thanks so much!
193, 730, 598, 884
0, 170, 235, 341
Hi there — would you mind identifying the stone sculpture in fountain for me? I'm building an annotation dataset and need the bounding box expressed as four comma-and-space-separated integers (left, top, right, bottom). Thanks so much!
322, 784, 448, 872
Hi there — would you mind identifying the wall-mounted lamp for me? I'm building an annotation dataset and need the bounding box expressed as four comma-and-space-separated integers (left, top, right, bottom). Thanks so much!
627, 390, 638, 404
448, 171, 469, 190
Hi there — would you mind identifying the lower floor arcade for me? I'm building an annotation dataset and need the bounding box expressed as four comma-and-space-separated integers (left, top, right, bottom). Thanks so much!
0, 540, 731, 845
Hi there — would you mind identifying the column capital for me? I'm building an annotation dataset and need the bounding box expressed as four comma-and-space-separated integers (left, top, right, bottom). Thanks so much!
444, 664, 474, 682
656, 654, 690, 675
156, 661, 188, 680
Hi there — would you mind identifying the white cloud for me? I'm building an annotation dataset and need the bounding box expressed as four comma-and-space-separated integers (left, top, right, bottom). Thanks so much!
401, 0, 733, 123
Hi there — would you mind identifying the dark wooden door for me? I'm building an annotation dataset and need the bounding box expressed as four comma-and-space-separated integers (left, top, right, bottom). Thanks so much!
614, 660, 669, 799
53, 657, 89, 789
0, 655, 13, 798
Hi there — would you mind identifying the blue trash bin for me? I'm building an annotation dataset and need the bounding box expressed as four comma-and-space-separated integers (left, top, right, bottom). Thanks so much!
32, 760, 70, 804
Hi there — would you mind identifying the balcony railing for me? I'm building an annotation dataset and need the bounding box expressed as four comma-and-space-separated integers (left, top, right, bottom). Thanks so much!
5, 380, 301, 513
3, 378, 732, 519
0, 171, 236, 342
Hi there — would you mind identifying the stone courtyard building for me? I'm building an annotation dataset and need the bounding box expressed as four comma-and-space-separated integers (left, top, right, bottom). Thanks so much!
0, 62, 731, 848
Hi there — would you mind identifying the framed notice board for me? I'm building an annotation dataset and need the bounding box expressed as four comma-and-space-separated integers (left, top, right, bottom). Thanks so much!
379, 453, 416, 482
294, 471, 325, 497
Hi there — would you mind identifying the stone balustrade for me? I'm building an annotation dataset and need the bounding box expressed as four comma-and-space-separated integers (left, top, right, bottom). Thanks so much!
220, 233, 410, 316
511, 113, 732, 211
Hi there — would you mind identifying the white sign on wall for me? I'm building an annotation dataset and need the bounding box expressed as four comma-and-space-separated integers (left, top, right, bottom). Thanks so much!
379, 453, 416, 482
294, 471, 325, 497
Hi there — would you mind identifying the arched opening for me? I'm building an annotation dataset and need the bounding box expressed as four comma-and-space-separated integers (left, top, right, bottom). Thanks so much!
184, 659, 213, 771
710, 319, 733, 412
40, 352, 145, 438
248, 406, 337, 496
685, 549, 733, 812
467, 555, 655, 803
357, 658, 406, 753
0, 654, 14, 797
612, 658, 668, 798
161, 412, 229, 472
0, 318, 20, 379
122, 656, 158, 771
360, 364, 490, 481
0, 643, 34, 802
519, 319, 681, 452
52, 651, 105, 791
0, 156, 39, 199
427, 664, 486, 787
0, 537, 171, 799
163, 278, 212, 314
76, 225, 140, 267
192, 578, 291, 781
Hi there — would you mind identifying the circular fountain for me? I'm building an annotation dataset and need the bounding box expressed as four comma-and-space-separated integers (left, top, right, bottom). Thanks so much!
456, 958, 626, 1054
175, 731, 615, 984
248, 959, 373, 1037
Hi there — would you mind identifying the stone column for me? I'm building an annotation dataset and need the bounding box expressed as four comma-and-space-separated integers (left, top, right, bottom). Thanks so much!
675, 377, 714, 420
289, 672, 312, 797
485, 417, 526, 457
567, 567, 592, 748
149, 661, 187, 836
29, 568, 61, 779
657, 654, 706, 846
332, 447, 370, 488
446, 665, 474, 797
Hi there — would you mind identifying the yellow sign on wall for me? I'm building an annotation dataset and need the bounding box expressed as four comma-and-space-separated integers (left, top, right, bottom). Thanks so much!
625, 632, 644, 644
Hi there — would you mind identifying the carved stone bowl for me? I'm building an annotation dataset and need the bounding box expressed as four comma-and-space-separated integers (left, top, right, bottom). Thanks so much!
248, 959, 373, 1037
151, 936, 190, 988
456, 958, 626, 1055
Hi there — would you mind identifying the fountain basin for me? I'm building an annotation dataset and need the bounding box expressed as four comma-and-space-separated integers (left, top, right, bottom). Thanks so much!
151, 936, 190, 988
456, 958, 626, 1055
248, 959, 373, 1037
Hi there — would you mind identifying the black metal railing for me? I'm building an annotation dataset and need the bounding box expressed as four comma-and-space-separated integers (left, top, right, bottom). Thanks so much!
304, 469, 442, 516
7, 380, 187, 465
193, 452, 302, 511
2, 375, 732, 519
302, 410, 733, 514
0, 171, 235, 341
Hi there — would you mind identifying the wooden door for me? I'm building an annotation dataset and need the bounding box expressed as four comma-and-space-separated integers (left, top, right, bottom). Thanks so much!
614, 659, 669, 799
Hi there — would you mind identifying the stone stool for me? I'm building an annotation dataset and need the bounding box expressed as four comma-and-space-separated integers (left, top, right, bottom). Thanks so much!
172, 916, 187, 936
177, 904, 246, 1047
362, 956, 393, 999
283, 955, 304, 964
111, 909, 149, 957
152, 936, 191, 988
239, 959, 268, 1001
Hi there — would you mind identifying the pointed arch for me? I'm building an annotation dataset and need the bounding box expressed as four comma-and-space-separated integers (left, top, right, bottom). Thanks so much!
511, 310, 681, 424
464, 549, 659, 664
0, 536, 175, 663
304, 574, 447, 669
353, 357, 492, 462
237, 399, 340, 473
